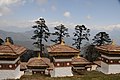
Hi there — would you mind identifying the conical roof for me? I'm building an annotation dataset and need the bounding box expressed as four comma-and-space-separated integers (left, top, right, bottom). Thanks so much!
0, 43, 26, 58
47, 43, 80, 56
27, 57, 50, 67
96, 44, 120, 54
72, 57, 90, 65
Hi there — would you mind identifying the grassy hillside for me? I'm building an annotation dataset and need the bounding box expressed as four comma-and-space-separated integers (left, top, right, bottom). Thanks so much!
20, 71, 120, 80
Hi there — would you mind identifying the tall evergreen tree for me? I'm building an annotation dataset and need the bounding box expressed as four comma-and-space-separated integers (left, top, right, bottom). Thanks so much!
51, 24, 70, 43
84, 32, 112, 61
92, 32, 112, 46
72, 25, 90, 50
31, 18, 49, 57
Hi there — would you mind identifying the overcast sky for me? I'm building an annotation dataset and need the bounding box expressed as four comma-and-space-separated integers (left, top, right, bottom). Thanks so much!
0, 0, 120, 32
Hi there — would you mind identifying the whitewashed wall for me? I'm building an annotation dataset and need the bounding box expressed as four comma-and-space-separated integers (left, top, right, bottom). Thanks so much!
51, 67, 73, 77
101, 62, 109, 74
54, 58, 72, 62
91, 65, 97, 70
96, 66, 101, 72
50, 70, 54, 77
0, 65, 24, 79
108, 64, 120, 74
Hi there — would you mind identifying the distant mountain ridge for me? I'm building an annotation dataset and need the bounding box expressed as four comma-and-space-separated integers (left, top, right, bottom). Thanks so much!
0, 30, 74, 49
0, 30, 32, 41
0, 27, 120, 50
0, 30, 34, 49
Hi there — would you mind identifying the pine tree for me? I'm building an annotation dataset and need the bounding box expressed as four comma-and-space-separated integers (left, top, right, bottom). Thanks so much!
92, 32, 112, 46
72, 25, 90, 50
51, 24, 70, 43
31, 18, 49, 57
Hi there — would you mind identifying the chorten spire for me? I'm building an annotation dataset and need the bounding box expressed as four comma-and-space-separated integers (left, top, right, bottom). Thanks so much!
77, 54, 80, 58
60, 38, 65, 45
5, 38, 11, 45
111, 40, 116, 45
38, 52, 41, 59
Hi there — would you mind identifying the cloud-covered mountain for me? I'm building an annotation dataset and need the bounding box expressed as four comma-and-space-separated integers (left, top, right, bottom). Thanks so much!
90, 24, 120, 45
0, 24, 120, 50
0, 29, 74, 49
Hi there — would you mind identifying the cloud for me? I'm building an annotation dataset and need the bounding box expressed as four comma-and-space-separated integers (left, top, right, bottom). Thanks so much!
0, 0, 25, 16
0, 7, 11, 16
0, 19, 34, 29
91, 24, 120, 31
0, 0, 26, 7
63, 11, 71, 18
47, 21, 120, 32
0, 0, 19, 6
0, 0, 48, 16
0, 19, 75, 32
1, 15, 120, 32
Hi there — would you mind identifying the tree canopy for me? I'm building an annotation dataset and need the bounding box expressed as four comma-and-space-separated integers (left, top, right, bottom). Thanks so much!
31, 18, 49, 57
72, 25, 90, 50
51, 24, 70, 44
84, 32, 112, 61
92, 32, 112, 46
83, 43, 100, 62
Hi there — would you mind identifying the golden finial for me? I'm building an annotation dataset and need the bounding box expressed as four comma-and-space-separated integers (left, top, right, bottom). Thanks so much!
77, 54, 80, 58
60, 38, 65, 45
111, 40, 116, 45
38, 52, 41, 58
5, 38, 11, 45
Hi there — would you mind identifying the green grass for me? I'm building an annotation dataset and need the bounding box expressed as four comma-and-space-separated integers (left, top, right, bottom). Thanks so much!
20, 71, 120, 80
